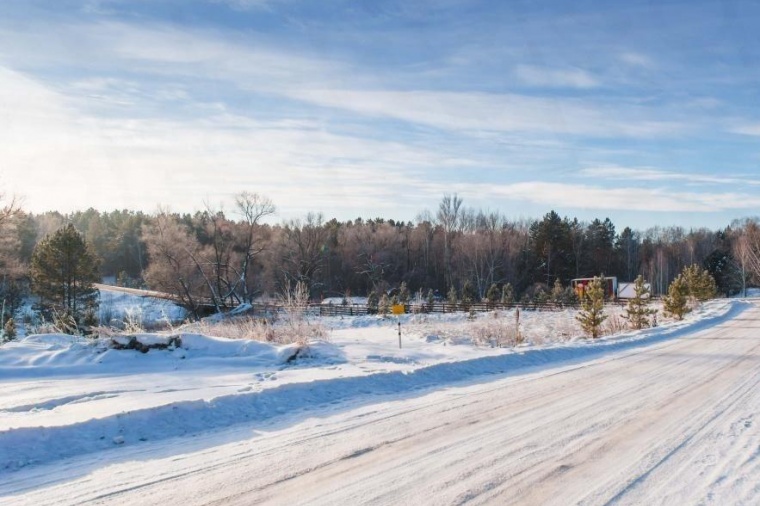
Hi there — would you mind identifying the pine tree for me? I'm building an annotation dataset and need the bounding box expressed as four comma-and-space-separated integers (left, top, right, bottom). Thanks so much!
30, 224, 100, 328
486, 283, 500, 306
398, 281, 410, 303
576, 276, 607, 338
378, 292, 390, 315
501, 283, 514, 306
367, 290, 379, 313
532, 285, 550, 307
461, 280, 477, 308
551, 278, 565, 307
681, 264, 717, 302
663, 274, 690, 320
623, 275, 657, 329
447, 285, 458, 305
563, 286, 579, 307
426, 288, 435, 307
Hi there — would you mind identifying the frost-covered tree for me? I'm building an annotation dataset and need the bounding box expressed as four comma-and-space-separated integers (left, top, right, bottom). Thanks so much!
576, 276, 607, 338
398, 281, 410, 303
532, 284, 550, 306
378, 292, 390, 315
461, 280, 477, 305
447, 285, 458, 305
623, 275, 657, 330
426, 288, 435, 307
501, 283, 514, 305
31, 224, 100, 327
367, 290, 379, 313
562, 286, 579, 307
550, 278, 565, 306
0, 198, 26, 317
486, 283, 500, 305
2, 317, 15, 341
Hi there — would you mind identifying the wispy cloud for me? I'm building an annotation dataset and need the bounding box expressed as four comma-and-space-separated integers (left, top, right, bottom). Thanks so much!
209, 0, 282, 10
580, 166, 760, 186
288, 89, 688, 138
0, 20, 695, 140
1, 1, 759, 229
447, 181, 760, 213
0, 65, 487, 217
514, 64, 600, 89
618, 51, 655, 69
730, 123, 760, 137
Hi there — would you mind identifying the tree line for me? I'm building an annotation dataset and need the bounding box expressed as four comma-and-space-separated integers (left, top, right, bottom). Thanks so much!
1, 192, 759, 323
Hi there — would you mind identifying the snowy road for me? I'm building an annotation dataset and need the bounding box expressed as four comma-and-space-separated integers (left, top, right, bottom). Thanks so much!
5, 303, 760, 505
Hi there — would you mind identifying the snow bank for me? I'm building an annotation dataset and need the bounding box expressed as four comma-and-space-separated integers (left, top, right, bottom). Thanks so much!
0, 299, 748, 472
0, 332, 296, 374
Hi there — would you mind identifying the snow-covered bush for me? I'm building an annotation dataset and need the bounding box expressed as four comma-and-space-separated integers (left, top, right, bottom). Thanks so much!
183, 281, 327, 345
26, 310, 83, 336
471, 317, 523, 347
547, 313, 579, 342
1, 318, 15, 341
602, 313, 627, 336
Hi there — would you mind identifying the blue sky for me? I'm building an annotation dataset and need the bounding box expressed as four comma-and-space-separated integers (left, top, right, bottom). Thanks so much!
1, 0, 759, 229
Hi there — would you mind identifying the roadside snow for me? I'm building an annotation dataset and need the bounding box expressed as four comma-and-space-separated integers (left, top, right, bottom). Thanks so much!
0, 298, 745, 473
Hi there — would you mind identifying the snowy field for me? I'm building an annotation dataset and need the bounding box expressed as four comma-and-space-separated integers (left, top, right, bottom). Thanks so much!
0, 294, 757, 504
97, 286, 187, 329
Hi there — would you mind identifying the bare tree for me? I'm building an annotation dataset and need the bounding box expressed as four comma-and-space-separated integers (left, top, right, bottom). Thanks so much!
0, 194, 21, 227
437, 193, 462, 289
235, 192, 275, 302
736, 219, 760, 289
278, 212, 329, 295
142, 211, 207, 319
458, 210, 506, 298
0, 194, 25, 315
198, 203, 241, 308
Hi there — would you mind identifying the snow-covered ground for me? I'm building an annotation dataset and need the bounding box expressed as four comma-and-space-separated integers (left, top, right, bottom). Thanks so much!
0, 297, 757, 504
97, 286, 187, 328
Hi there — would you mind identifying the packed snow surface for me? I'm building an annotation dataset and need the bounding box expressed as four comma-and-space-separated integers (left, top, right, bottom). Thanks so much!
1, 298, 759, 505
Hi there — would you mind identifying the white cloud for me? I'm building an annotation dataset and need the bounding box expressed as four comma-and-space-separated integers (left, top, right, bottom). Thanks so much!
0, 13, 750, 225
514, 64, 600, 89
580, 166, 760, 186
0, 20, 691, 140
0, 21, 343, 91
288, 89, 686, 138
210, 0, 282, 10
731, 123, 760, 137
445, 181, 760, 213
0, 66, 487, 218
618, 51, 655, 69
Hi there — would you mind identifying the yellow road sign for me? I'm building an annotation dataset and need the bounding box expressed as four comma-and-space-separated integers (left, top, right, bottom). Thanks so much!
391, 304, 405, 315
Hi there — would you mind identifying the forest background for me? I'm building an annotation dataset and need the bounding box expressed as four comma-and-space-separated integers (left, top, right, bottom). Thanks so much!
1, 192, 759, 321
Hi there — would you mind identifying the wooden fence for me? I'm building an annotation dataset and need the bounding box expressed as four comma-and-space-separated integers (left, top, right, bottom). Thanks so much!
246, 299, 632, 318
